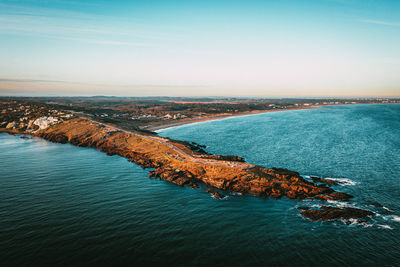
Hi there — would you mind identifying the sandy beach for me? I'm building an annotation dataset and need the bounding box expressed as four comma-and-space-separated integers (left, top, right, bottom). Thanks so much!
144, 106, 320, 131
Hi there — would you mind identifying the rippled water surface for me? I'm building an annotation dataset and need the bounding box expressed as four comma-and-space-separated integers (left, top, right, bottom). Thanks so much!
1, 104, 399, 266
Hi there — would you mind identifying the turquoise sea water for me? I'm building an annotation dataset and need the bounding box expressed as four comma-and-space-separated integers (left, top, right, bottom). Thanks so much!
1, 104, 399, 266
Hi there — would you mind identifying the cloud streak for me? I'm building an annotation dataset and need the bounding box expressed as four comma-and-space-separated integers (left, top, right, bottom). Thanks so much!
358, 19, 400, 27
0, 2, 184, 47
57, 37, 156, 47
0, 78, 66, 83
0, 78, 207, 88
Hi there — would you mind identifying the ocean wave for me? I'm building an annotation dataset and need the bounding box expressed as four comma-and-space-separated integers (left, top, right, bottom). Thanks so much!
302, 175, 357, 186
339, 217, 394, 229
391, 215, 400, 222
211, 195, 229, 200
378, 215, 393, 221
325, 177, 357, 186
367, 202, 394, 212
377, 224, 393, 230
382, 206, 394, 212
348, 218, 374, 228
327, 200, 357, 208
338, 218, 374, 228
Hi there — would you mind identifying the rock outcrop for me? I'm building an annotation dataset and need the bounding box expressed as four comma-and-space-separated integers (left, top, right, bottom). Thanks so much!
310, 176, 338, 186
299, 206, 375, 221
149, 167, 199, 188
206, 189, 224, 199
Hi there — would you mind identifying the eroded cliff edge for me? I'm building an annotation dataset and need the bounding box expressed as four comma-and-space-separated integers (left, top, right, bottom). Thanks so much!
12, 118, 374, 221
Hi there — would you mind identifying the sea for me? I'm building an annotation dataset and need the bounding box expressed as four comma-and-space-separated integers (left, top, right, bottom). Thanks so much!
1, 104, 399, 266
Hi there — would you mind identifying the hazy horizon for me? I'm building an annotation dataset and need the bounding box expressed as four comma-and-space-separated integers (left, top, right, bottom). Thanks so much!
1, 0, 399, 97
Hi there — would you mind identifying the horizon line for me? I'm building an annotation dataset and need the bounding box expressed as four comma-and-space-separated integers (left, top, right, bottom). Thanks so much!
0, 94, 399, 99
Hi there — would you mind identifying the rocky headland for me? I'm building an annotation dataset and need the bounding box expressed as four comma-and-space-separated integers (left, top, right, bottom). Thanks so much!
1, 117, 374, 222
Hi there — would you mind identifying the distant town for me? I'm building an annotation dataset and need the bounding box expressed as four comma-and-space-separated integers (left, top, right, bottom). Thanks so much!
0, 100, 74, 132
1, 96, 399, 133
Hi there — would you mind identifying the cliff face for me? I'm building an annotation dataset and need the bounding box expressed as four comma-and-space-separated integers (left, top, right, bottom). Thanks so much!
32, 118, 373, 221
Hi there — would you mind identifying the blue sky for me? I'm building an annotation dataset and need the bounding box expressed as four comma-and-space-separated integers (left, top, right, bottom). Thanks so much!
0, 0, 399, 97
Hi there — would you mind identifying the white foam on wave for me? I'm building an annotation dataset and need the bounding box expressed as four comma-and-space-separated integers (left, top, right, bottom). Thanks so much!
362, 223, 375, 228
344, 217, 394, 229
378, 224, 393, 230
325, 177, 357, 186
213, 195, 229, 200
382, 206, 394, 212
341, 218, 374, 228
379, 214, 390, 221
347, 218, 358, 225
391, 215, 400, 222
327, 200, 356, 208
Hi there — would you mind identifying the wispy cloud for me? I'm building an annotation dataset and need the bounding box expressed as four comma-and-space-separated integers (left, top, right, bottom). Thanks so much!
0, 78, 67, 83
65, 38, 155, 47
0, 2, 185, 47
0, 78, 101, 86
0, 78, 96, 85
0, 78, 207, 88
358, 19, 400, 27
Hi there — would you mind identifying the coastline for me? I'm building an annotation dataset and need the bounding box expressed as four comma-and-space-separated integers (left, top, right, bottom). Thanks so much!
145, 106, 320, 132
150, 102, 394, 132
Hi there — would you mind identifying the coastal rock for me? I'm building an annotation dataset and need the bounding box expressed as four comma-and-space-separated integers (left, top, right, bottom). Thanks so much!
310, 176, 339, 186
39, 132, 68, 143
315, 194, 336, 201
149, 166, 199, 188
328, 192, 353, 200
300, 206, 374, 221
314, 192, 353, 201
206, 189, 224, 199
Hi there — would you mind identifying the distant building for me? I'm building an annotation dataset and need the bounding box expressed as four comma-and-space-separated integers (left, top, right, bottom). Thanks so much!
6, 122, 16, 129
164, 114, 173, 119
33, 116, 59, 130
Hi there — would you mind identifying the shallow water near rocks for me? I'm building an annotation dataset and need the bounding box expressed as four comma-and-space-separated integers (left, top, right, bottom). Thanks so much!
1, 104, 400, 265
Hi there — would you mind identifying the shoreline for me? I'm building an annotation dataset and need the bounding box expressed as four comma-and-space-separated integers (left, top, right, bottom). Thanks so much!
148, 102, 394, 132
145, 106, 320, 132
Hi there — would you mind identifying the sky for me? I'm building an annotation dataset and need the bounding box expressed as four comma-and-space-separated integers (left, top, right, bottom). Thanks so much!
0, 0, 399, 97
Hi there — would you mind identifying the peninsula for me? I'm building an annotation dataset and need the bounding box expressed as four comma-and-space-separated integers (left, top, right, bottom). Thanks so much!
1, 97, 390, 222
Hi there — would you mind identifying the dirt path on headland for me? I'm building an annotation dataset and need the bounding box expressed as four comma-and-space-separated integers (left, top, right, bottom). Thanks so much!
93, 120, 253, 169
